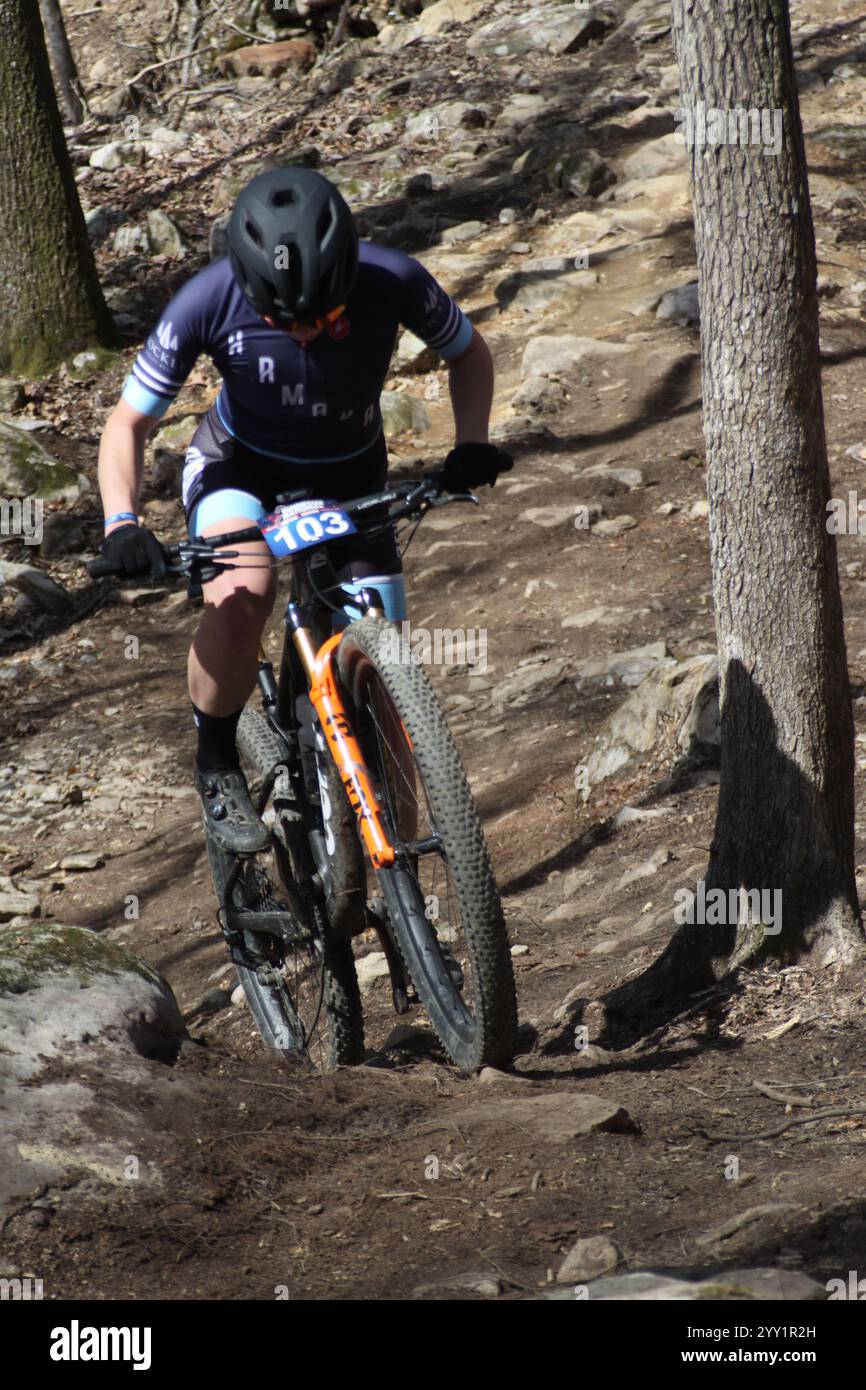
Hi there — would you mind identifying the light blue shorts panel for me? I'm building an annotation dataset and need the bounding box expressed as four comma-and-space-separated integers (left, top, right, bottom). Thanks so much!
188, 488, 267, 537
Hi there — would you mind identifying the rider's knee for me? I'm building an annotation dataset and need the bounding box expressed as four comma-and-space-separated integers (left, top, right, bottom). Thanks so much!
208, 571, 275, 637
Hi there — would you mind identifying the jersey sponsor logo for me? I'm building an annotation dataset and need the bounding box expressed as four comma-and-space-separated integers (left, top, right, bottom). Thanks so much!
156, 320, 179, 352
281, 383, 304, 406
228, 331, 244, 356
327, 315, 351, 340
258, 356, 275, 382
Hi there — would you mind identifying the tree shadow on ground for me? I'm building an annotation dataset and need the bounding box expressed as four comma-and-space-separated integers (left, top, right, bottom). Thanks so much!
593, 663, 860, 1046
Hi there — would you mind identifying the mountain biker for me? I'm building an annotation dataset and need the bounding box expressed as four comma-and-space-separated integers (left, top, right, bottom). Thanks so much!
96, 167, 512, 855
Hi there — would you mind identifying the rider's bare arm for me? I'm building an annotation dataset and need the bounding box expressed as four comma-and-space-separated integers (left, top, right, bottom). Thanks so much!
98, 399, 162, 535
447, 328, 493, 445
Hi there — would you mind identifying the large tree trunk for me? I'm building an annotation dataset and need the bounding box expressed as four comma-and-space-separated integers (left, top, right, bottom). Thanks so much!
0, 0, 114, 376
38, 0, 86, 126
606, 0, 864, 1021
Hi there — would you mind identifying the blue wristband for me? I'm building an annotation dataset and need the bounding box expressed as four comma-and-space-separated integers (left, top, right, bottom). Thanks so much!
104, 511, 137, 530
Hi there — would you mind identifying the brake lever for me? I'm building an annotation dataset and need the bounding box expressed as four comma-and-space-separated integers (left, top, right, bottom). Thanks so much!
429, 489, 478, 509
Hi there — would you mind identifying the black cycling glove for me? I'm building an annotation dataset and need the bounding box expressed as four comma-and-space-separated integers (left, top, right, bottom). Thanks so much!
441, 442, 514, 492
100, 523, 167, 580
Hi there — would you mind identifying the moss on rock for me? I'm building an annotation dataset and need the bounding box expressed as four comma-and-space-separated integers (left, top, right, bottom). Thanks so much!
0, 922, 163, 996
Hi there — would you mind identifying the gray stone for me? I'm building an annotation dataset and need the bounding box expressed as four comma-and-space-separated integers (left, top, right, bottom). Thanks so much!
380, 391, 430, 437
522, 335, 634, 377
467, 7, 613, 58
145, 209, 186, 258
557, 1235, 621, 1284
582, 463, 644, 490
355, 951, 391, 992
492, 1093, 637, 1141
582, 653, 719, 791
567, 1267, 825, 1301
405, 101, 488, 141
520, 505, 577, 529
575, 642, 675, 692
112, 224, 148, 256
622, 133, 686, 180
0, 890, 40, 921
592, 515, 638, 537
0, 421, 88, 502
511, 376, 569, 415
414, 1272, 503, 1297
619, 0, 672, 44
88, 140, 143, 170
0, 561, 72, 614
493, 658, 568, 708
59, 854, 104, 872
657, 281, 700, 327
561, 149, 616, 198
441, 220, 486, 244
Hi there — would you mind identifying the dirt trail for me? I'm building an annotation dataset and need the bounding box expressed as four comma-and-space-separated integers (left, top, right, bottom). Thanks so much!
3, 0, 866, 1299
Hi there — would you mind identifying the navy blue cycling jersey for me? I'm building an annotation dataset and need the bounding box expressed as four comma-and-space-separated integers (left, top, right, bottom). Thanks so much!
122, 242, 473, 464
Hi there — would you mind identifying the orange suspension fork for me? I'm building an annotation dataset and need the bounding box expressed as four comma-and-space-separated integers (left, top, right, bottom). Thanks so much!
302, 633, 396, 869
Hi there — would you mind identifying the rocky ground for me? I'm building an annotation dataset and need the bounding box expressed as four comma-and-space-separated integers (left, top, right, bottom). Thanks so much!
3, 0, 866, 1301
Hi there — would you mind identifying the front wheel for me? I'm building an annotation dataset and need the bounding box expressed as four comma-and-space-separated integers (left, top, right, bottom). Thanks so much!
336, 617, 518, 1073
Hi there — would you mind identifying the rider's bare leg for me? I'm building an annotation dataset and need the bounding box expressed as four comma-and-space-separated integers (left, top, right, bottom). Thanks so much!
187, 517, 277, 716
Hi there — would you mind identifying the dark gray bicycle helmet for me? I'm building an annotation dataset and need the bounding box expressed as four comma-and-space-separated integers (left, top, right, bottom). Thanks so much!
227, 167, 359, 325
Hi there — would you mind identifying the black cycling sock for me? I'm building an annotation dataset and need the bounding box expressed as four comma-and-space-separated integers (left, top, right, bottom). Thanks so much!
192, 704, 243, 773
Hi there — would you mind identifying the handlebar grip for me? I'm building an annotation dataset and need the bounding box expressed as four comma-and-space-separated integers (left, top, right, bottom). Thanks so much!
86, 556, 119, 578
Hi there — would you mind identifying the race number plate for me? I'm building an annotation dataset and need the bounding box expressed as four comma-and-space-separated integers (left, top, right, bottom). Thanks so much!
260, 499, 357, 556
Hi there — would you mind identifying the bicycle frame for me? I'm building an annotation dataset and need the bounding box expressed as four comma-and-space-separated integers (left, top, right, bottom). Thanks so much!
292, 626, 396, 870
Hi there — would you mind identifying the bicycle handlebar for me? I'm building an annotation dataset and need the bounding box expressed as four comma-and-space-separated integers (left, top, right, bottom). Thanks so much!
85, 469, 470, 582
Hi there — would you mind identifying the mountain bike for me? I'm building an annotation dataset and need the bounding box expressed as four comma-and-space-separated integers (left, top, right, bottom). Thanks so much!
87, 471, 518, 1074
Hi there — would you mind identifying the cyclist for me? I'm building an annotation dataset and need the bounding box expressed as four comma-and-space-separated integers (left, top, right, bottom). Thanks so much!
96, 167, 512, 854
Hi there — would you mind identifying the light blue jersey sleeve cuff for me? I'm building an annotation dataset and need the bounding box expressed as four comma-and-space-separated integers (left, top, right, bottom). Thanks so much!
121, 375, 173, 419
436, 312, 474, 361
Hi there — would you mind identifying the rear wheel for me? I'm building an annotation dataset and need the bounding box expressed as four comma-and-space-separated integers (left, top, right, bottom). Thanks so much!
233, 707, 365, 1069
336, 617, 518, 1073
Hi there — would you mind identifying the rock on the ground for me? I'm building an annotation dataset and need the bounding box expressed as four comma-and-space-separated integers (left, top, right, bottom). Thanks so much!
582, 653, 719, 791
0, 420, 88, 502
574, 641, 675, 692
216, 39, 316, 78
544, 1267, 825, 1300
557, 1235, 621, 1283
145, 210, 186, 258
0, 560, 72, 614
355, 951, 391, 992
522, 336, 634, 377
493, 657, 568, 708
657, 281, 700, 327
582, 463, 644, 490
379, 0, 483, 48
480, 1093, 638, 1142
0, 924, 185, 1210
380, 391, 429, 437
620, 0, 673, 43
468, 7, 613, 57
592, 515, 638, 537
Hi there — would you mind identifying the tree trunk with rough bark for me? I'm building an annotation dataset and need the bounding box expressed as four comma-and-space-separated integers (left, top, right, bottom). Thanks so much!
606, 0, 864, 1021
0, 0, 113, 375
39, 0, 86, 125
